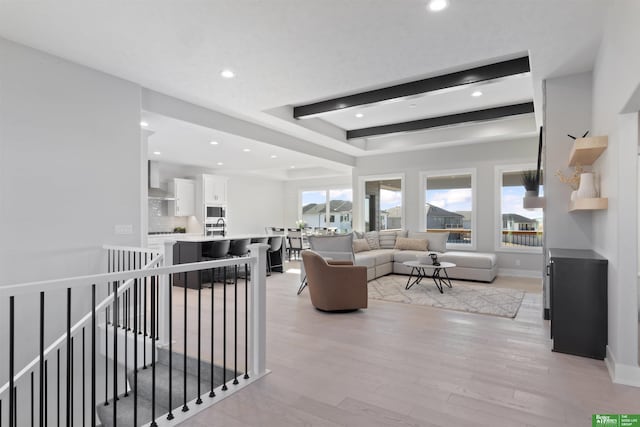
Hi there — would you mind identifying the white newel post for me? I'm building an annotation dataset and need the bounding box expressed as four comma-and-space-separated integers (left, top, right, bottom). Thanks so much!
248, 243, 268, 376
158, 240, 175, 346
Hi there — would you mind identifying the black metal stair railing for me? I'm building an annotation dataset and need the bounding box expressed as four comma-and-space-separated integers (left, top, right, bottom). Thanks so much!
0, 242, 268, 427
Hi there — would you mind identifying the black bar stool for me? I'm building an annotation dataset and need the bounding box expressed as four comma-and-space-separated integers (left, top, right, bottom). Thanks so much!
202, 239, 230, 285
267, 236, 284, 275
229, 238, 251, 281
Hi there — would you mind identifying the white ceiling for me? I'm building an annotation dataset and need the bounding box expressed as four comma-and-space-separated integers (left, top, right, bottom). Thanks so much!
317, 72, 534, 130
0, 0, 606, 161
142, 112, 351, 180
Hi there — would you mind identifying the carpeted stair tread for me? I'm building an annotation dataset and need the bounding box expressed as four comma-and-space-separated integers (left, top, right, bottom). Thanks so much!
96, 393, 169, 427
131, 361, 235, 409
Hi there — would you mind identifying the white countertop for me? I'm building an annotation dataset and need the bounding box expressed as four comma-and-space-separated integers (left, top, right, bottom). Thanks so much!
173, 234, 271, 242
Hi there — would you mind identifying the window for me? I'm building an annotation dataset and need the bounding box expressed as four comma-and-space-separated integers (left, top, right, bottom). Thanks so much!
362, 176, 403, 231
300, 188, 353, 233
422, 170, 475, 248
300, 190, 326, 228
496, 166, 544, 251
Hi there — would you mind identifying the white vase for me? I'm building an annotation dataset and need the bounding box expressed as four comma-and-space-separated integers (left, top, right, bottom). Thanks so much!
576, 172, 597, 199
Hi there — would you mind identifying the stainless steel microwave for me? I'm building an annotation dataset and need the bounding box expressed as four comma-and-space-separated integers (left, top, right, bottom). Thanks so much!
205, 205, 226, 219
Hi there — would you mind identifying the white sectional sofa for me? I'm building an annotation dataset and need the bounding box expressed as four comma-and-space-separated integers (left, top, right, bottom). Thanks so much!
353, 230, 497, 282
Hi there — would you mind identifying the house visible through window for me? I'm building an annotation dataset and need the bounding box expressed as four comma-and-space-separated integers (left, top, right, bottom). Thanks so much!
425, 172, 474, 247
300, 188, 353, 233
499, 168, 544, 250
363, 178, 403, 231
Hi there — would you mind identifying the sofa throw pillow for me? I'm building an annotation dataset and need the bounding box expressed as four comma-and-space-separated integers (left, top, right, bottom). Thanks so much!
394, 237, 428, 251
409, 231, 449, 252
353, 231, 364, 239
364, 231, 381, 250
352, 239, 371, 253
378, 230, 398, 249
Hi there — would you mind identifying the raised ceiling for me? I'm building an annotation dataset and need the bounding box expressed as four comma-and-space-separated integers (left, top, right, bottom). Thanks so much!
0, 0, 607, 164
142, 112, 351, 180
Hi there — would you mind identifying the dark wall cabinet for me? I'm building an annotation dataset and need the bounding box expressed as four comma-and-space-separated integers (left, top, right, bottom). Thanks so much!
548, 248, 608, 359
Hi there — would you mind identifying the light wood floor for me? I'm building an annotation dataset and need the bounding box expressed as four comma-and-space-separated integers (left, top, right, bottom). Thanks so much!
174, 261, 640, 427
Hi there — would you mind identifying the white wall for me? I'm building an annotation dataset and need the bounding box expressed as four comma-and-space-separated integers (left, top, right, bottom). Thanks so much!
283, 176, 352, 228
0, 37, 143, 412
352, 138, 543, 274
543, 72, 595, 314
590, 0, 640, 380
227, 175, 285, 235
152, 162, 285, 235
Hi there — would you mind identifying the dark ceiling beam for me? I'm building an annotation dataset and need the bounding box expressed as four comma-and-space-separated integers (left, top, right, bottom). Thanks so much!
293, 56, 530, 118
346, 102, 534, 139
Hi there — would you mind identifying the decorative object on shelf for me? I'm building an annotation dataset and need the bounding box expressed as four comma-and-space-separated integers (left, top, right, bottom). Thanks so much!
429, 253, 440, 266
523, 126, 546, 210
555, 164, 584, 190
567, 130, 589, 140
295, 219, 306, 229
520, 169, 539, 197
173, 226, 186, 233
576, 172, 598, 199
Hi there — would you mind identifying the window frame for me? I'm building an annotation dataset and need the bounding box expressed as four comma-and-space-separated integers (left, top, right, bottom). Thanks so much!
494, 163, 543, 254
298, 187, 353, 232
357, 173, 406, 232
420, 168, 477, 251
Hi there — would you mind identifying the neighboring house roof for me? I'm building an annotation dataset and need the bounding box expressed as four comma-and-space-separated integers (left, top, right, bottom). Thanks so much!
302, 200, 352, 215
425, 203, 464, 218
386, 206, 402, 217
502, 213, 537, 224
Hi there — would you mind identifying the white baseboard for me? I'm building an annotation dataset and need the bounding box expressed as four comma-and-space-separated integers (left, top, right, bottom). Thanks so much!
498, 268, 542, 278
606, 346, 640, 387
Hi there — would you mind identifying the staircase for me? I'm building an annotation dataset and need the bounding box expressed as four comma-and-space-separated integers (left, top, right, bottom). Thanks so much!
97, 348, 234, 426
0, 242, 268, 427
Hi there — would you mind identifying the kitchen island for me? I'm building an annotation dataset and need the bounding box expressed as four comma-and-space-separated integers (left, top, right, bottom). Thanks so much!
167, 234, 284, 288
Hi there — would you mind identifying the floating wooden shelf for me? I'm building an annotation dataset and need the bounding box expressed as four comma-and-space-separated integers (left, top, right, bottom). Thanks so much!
569, 198, 608, 212
568, 136, 608, 166
523, 196, 546, 210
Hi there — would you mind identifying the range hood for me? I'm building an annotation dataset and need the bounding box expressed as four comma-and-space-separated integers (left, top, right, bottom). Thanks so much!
148, 161, 176, 200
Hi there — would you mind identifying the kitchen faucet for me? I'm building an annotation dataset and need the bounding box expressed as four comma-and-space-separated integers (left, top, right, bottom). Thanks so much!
215, 217, 226, 236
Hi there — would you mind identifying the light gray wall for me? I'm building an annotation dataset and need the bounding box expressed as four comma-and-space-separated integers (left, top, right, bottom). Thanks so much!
543, 72, 595, 313
0, 37, 143, 412
153, 162, 285, 235
352, 138, 543, 274
591, 0, 640, 371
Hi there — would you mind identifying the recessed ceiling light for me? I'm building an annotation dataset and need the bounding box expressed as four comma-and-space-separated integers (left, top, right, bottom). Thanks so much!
428, 0, 448, 12
290, 166, 296, 169
221, 69, 235, 79
355, 113, 364, 118
242, 148, 251, 152
140, 121, 149, 128
270, 155, 278, 159
217, 162, 224, 166
209, 141, 219, 145
408, 103, 417, 108
153, 151, 161, 155
471, 90, 483, 97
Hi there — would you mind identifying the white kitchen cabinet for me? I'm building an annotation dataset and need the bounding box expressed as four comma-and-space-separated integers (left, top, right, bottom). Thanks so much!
169, 178, 196, 216
203, 174, 227, 205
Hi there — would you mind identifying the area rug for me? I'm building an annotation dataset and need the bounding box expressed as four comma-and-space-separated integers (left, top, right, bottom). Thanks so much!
368, 274, 525, 318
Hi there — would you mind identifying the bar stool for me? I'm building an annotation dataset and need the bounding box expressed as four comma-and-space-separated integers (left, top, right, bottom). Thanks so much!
202, 239, 230, 285
266, 236, 283, 275
229, 238, 251, 281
